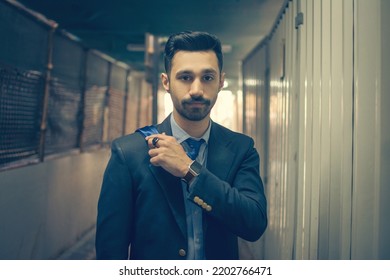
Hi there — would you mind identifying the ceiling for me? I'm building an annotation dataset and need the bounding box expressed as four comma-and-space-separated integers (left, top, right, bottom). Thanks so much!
16, 0, 284, 83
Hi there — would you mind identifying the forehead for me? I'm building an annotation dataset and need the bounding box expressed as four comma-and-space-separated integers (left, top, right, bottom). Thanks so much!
170, 50, 220, 74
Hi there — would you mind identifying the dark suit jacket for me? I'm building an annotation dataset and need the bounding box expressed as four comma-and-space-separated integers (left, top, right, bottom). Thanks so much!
96, 116, 267, 260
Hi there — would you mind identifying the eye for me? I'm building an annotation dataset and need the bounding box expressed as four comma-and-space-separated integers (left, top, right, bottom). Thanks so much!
178, 75, 193, 82
203, 75, 215, 82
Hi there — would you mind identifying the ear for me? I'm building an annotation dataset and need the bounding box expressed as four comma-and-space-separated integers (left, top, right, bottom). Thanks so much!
161, 73, 170, 92
219, 72, 226, 91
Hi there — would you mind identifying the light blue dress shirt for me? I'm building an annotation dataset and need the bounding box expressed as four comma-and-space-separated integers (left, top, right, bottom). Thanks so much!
170, 115, 210, 260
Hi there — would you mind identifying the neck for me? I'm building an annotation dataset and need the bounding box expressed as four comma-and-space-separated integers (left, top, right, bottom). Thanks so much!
173, 111, 210, 138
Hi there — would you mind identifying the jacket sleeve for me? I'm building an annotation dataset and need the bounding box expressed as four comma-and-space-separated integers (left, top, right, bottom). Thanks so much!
188, 138, 267, 242
95, 141, 133, 259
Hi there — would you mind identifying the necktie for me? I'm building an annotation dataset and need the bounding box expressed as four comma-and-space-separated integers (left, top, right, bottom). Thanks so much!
185, 138, 205, 160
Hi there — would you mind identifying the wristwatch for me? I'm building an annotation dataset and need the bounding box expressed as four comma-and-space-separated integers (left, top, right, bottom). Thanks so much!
182, 160, 202, 184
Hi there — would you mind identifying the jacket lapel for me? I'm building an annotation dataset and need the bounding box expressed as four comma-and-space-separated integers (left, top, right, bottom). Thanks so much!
148, 116, 187, 237
148, 165, 186, 236
207, 122, 235, 181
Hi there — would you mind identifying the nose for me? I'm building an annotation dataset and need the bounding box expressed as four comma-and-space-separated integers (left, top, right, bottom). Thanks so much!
189, 78, 204, 97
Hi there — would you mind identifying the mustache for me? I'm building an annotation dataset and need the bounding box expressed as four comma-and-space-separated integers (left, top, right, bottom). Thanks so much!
182, 96, 211, 105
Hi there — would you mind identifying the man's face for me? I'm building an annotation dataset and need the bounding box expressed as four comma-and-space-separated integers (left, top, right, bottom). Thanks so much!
161, 50, 225, 122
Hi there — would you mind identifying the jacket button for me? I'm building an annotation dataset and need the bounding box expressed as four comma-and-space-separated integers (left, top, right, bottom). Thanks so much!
179, 249, 186, 257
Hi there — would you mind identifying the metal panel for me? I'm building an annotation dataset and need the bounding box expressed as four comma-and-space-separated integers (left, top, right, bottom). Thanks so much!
352, 0, 384, 259
340, 0, 354, 259
283, 0, 299, 260
107, 63, 127, 142
296, 0, 311, 260
45, 33, 84, 155
328, 0, 353, 259
82, 51, 109, 147
379, 0, 390, 260
265, 22, 284, 260
0, 1, 48, 71
0, 1, 48, 168
295, 0, 354, 259
309, 0, 322, 259
241, 38, 269, 260
125, 71, 143, 134
260, 0, 300, 260
251, 0, 354, 260
317, 0, 332, 259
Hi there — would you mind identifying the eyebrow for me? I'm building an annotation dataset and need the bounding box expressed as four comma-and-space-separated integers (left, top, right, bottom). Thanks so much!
175, 68, 218, 76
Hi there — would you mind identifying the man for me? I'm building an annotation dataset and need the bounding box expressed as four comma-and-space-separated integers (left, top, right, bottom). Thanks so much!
96, 31, 267, 260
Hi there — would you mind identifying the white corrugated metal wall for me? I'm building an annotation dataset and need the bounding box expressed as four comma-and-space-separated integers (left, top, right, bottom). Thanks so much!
295, 0, 354, 260
243, 0, 390, 259
352, 0, 390, 259
241, 43, 269, 259
378, 0, 390, 260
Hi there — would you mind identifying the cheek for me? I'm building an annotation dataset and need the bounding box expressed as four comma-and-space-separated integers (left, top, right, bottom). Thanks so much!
171, 82, 188, 92
168, 90, 182, 106
169, 84, 188, 98
210, 94, 218, 106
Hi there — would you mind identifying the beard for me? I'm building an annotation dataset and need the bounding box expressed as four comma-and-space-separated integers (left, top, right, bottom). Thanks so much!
176, 96, 214, 121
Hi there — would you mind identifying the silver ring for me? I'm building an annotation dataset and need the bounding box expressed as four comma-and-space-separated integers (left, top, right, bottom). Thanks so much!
152, 137, 159, 147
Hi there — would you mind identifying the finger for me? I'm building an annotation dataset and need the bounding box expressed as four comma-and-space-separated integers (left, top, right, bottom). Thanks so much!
148, 150, 160, 166
146, 134, 176, 148
145, 133, 168, 140
147, 136, 160, 149
148, 148, 158, 159
152, 137, 160, 148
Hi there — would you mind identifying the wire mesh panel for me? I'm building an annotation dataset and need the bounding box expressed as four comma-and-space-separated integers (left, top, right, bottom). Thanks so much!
44, 33, 84, 155
0, 1, 48, 169
0, 66, 44, 168
81, 51, 109, 148
124, 71, 141, 134
0, 1, 133, 168
0, 1, 48, 71
107, 63, 127, 142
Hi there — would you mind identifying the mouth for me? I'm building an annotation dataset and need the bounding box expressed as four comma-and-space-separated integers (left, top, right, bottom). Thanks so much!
183, 98, 210, 107
187, 101, 206, 106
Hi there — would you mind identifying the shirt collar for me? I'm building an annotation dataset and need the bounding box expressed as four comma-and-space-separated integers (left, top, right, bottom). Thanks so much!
170, 114, 211, 144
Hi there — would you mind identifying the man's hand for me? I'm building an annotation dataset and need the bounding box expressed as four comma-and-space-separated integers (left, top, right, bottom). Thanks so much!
145, 134, 192, 178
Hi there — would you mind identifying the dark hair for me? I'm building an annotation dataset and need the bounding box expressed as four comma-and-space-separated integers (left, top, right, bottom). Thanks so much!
163, 31, 223, 74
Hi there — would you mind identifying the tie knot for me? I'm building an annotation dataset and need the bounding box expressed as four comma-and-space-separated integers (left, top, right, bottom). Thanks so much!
185, 138, 205, 160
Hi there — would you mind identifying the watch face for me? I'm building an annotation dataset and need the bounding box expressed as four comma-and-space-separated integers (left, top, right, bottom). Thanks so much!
183, 161, 202, 184
190, 161, 202, 175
